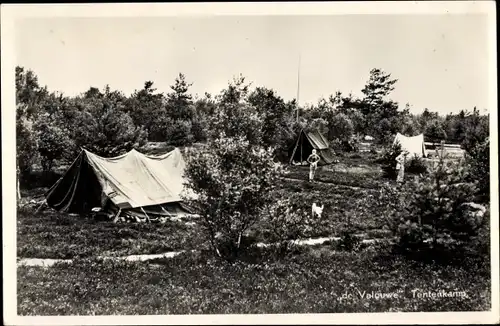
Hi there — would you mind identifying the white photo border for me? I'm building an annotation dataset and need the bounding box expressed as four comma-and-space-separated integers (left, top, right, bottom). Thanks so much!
2, 2, 498, 325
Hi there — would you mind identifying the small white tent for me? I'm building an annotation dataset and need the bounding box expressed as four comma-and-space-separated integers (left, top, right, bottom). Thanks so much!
393, 133, 427, 158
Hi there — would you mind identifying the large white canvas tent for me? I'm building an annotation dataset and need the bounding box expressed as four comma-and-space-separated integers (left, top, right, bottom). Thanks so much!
45, 148, 196, 220
393, 133, 427, 158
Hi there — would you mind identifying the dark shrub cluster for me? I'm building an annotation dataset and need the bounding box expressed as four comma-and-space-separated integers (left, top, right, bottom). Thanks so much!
383, 156, 489, 264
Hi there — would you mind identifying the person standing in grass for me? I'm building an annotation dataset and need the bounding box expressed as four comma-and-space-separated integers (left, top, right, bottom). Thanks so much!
395, 151, 408, 183
307, 149, 321, 182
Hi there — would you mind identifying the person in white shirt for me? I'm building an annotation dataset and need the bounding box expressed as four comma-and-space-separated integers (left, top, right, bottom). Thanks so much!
395, 151, 409, 183
307, 149, 321, 182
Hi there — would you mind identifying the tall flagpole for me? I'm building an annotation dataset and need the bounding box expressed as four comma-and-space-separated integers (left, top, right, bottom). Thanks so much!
296, 54, 301, 123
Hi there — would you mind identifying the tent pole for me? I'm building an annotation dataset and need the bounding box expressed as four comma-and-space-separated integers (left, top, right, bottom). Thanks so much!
17, 169, 21, 201
113, 208, 122, 223
35, 200, 47, 215
289, 131, 301, 165
140, 207, 152, 223
296, 54, 301, 123
161, 205, 175, 219
300, 134, 303, 164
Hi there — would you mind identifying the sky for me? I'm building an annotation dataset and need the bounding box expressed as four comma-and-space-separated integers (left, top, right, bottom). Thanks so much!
15, 14, 492, 115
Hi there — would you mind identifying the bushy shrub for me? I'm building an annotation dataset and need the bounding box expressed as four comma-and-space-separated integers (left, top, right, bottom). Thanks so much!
330, 138, 358, 152
466, 208, 490, 266
183, 136, 284, 260
424, 119, 447, 143
466, 137, 489, 203
274, 131, 297, 164
406, 155, 428, 175
378, 142, 428, 178
261, 198, 315, 255
391, 157, 488, 263
16, 116, 38, 177
207, 103, 264, 146
327, 113, 354, 143
191, 116, 208, 143
377, 142, 402, 179
460, 110, 489, 154
73, 106, 148, 157
375, 118, 399, 145
307, 118, 329, 136
19, 169, 63, 190
248, 86, 296, 151
376, 182, 406, 231
33, 113, 75, 172
165, 119, 195, 147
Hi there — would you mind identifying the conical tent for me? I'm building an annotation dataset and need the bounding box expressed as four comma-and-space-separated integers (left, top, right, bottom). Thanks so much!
289, 129, 336, 165
45, 148, 196, 219
393, 133, 427, 158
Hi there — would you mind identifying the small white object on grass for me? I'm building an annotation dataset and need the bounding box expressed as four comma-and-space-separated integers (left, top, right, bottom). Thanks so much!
312, 202, 324, 218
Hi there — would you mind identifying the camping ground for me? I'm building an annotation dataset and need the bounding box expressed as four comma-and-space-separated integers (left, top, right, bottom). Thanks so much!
12, 29, 492, 318
16, 147, 490, 315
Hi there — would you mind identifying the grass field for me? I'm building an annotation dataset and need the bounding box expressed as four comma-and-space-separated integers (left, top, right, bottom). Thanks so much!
17, 208, 206, 259
18, 247, 490, 315
16, 151, 491, 314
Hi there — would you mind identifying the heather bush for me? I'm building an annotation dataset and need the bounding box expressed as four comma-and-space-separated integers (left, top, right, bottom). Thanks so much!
183, 136, 284, 260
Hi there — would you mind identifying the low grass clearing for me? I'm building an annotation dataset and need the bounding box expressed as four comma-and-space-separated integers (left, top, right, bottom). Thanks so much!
260, 175, 393, 240
286, 154, 385, 190
17, 208, 206, 259
17, 246, 490, 315
286, 167, 384, 190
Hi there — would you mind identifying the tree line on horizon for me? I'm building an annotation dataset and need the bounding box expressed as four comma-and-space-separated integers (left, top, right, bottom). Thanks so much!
16, 65, 489, 179
15, 66, 491, 260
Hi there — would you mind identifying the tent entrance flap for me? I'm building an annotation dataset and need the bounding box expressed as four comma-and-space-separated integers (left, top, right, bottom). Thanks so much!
45, 152, 104, 213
